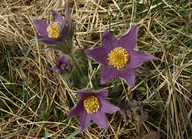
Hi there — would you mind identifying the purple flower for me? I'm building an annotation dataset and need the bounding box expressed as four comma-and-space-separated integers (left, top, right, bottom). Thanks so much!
69, 90, 120, 132
85, 26, 155, 87
53, 56, 70, 71
33, 4, 71, 44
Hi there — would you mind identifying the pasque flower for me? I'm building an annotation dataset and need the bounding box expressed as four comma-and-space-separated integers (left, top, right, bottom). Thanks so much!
85, 26, 155, 86
33, 4, 71, 44
53, 56, 70, 71
69, 90, 120, 132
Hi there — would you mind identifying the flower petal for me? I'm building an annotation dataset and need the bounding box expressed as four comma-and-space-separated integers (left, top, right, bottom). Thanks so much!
118, 68, 135, 87
51, 10, 65, 25
52, 65, 60, 71
102, 30, 118, 53
100, 99, 120, 114
57, 23, 69, 38
60, 66, 65, 70
92, 111, 108, 130
100, 65, 118, 84
77, 91, 93, 100
65, 64, 70, 70
65, 4, 71, 27
57, 57, 62, 65
94, 90, 108, 99
69, 100, 83, 116
61, 56, 67, 64
119, 26, 137, 51
85, 47, 108, 65
79, 109, 92, 132
127, 50, 156, 69
37, 36, 59, 44
33, 19, 49, 36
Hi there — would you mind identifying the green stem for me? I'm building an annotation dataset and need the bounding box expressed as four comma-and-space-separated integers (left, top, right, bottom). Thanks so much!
70, 54, 84, 77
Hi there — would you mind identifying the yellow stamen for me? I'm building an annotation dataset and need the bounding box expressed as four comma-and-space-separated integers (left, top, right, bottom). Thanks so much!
47, 22, 59, 38
107, 47, 129, 70
83, 95, 100, 114
60, 63, 65, 67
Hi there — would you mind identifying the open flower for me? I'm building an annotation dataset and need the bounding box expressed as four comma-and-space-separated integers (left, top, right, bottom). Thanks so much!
33, 4, 71, 44
85, 26, 155, 86
69, 90, 120, 132
53, 56, 70, 71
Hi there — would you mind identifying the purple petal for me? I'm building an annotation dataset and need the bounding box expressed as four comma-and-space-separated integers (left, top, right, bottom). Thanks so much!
57, 57, 63, 65
92, 111, 108, 130
77, 91, 94, 100
119, 26, 137, 51
33, 19, 49, 36
60, 64, 70, 70
65, 64, 70, 70
61, 56, 67, 64
57, 22, 65, 32
60, 66, 65, 70
69, 100, 83, 116
51, 10, 65, 25
102, 30, 118, 53
85, 47, 108, 65
94, 90, 108, 99
52, 65, 60, 71
100, 99, 120, 114
79, 109, 92, 132
118, 68, 135, 87
37, 36, 59, 44
127, 50, 156, 69
59, 23, 69, 38
38, 33, 66, 44
100, 65, 118, 84
65, 4, 71, 27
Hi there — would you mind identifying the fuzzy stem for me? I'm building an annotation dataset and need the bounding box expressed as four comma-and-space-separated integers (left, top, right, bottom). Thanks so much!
70, 54, 84, 77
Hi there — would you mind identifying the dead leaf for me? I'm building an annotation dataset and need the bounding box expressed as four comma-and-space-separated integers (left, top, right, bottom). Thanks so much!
130, 130, 160, 139
119, 100, 148, 135
141, 131, 160, 139
184, 13, 192, 24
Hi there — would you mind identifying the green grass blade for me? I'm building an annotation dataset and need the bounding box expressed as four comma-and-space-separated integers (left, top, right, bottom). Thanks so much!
19, 40, 34, 71
0, 75, 9, 83
8, 52, 14, 82
65, 129, 80, 139
0, 43, 17, 65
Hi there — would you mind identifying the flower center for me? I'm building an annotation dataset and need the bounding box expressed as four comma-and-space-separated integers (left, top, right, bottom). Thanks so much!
60, 63, 66, 67
47, 22, 59, 38
83, 95, 100, 114
107, 47, 129, 70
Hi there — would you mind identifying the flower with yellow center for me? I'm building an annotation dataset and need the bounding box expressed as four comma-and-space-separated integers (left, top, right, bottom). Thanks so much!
33, 5, 71, 44
83, 95, 100, 114
53, 56, 70, 71
85, 26, 155, 86
107, 47, 129, 70
69, 90, 120, 132
46, 22, 59, 38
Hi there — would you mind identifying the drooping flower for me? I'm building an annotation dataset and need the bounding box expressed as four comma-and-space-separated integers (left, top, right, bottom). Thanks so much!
53, 56, 70, 71
85, 26, 155, 87
33, 4, 71, 44
69, 90, 120, 132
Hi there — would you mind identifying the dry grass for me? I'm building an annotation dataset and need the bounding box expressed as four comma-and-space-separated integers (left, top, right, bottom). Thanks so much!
0, 0, 192, 138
